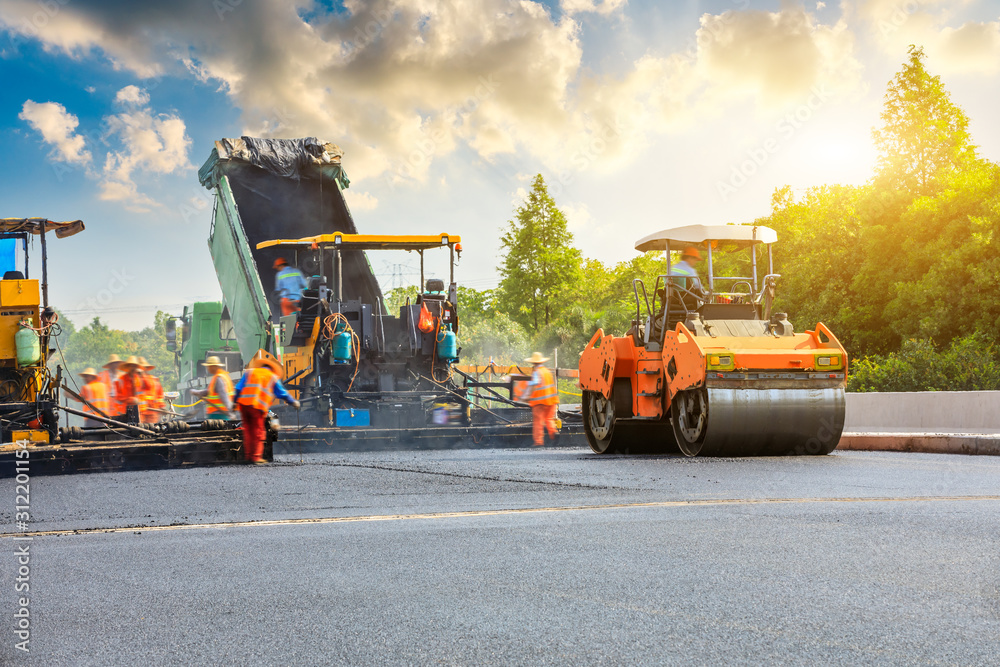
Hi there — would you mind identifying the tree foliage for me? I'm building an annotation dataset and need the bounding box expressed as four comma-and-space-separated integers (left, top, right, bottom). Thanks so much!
873, 45, 978, 194
848, 334, 1000, 392
53, 313, 178, 392
496, 174, 582, 332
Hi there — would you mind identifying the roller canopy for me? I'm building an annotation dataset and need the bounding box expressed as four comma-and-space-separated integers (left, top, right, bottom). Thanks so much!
0, 218, 85, 238
635, 224, 777, 252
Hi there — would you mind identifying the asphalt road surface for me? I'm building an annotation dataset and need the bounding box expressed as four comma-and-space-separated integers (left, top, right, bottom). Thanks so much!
2, 447, 999, 665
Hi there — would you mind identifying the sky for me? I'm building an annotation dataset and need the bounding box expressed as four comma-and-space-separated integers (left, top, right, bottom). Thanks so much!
2, 0, 999, 330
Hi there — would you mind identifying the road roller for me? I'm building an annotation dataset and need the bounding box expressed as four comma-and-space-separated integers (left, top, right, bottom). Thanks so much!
578, 223, 847, 456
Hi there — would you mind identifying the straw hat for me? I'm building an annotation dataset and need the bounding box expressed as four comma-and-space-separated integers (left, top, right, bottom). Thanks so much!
525, 352, 550, 364
138, 356, 155, 370
103, 354, 122, 368
79, 367, 99, 378
200, 355, 225, 369
119, 355, 142, 372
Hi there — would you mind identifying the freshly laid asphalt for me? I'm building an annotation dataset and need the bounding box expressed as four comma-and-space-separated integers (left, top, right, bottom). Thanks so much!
2, 447, 999, 665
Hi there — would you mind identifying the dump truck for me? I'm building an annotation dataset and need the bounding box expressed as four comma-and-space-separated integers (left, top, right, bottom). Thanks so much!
578, 223, 847, 456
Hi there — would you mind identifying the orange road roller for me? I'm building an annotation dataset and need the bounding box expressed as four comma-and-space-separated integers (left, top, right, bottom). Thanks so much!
578, 224, 847, 456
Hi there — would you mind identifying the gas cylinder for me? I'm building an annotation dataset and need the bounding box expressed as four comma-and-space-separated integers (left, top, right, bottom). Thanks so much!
333, 331, 353, 363
15, 322, 40, 366
436, 324, 458, 361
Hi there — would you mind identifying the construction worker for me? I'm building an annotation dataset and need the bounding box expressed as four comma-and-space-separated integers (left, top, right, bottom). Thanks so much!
98, 354, 123, 417
670, 247, 709, 301
233, 352, 299, 464
517, 352, 560, 447
190, 355, 235, 420
273, 257, 308, 316
138, 357, 163, 424
114, 355, 149, 421
73, 368, 109, 428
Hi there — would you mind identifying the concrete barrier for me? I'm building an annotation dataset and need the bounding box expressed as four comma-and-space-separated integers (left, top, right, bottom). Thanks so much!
845, 391, 1000, 433
841, 391, 1000, 455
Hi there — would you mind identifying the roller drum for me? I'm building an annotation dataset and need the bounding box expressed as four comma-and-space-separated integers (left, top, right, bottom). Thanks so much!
673, 387, 845, 457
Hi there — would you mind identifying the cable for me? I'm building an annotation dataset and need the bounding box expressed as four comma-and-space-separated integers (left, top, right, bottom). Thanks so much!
323, 312, 361, 391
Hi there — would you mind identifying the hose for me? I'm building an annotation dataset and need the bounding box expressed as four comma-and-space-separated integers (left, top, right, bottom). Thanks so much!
323, 312, 361, 391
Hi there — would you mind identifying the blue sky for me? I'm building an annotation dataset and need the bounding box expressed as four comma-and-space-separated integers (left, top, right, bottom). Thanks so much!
2, 0, 999, 330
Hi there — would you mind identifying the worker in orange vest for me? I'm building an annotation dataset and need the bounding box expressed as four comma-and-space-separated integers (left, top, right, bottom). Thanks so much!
517, 352, 560, 446
98, 354, 124, 417
233, 352, 299, 464
73, 368, 109, 428
190, 355, 235, 420
138, 357, 164, 423
115, 356, 149, 421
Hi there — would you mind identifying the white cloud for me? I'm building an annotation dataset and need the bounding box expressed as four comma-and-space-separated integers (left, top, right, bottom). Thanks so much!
115, 85, 150, 106
561, 201, 593, 232
18, 100, 92, 164
936, 21, 1000, 75
344, 190, 379, 211
2, 1, 865, 190
847, 0, 1000, 74
561, 0, 627, 16
695, 7, 863, 105
100, 103, 192, 211
17, 87, 192, 212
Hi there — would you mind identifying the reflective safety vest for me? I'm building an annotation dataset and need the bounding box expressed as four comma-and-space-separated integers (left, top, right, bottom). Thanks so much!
205, 372, 235, 415
528, 366, 559, 406
237, 368, 277, 412
146, 375, 164, 409
669, 260, 703, 294
80, 380, 109, 417
99, 369, 122, 414
141, 375, 163, 424
115, 373, 148, 411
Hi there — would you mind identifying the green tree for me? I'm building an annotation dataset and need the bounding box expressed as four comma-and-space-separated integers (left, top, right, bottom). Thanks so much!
873, 45, 978, 195
496, 175, 582, 332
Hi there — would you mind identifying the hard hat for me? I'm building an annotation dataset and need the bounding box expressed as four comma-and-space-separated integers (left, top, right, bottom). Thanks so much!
273, 257, 288, 270
200, 355, 225, 369
525, 352, 550, 364
119, 355, 142, 372
247, 349, 283, 378
682, 246, 701, 260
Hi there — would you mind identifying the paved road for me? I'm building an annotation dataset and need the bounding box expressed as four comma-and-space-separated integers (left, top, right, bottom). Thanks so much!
2, 448, 999, 665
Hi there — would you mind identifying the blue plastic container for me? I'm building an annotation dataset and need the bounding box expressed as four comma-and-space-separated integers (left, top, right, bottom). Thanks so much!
333, 331, 352, 364
335, 409, 370, 427
436, 325, 458, 361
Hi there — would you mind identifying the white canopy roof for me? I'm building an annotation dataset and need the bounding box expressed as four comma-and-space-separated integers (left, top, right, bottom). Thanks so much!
635, 224, 777, 252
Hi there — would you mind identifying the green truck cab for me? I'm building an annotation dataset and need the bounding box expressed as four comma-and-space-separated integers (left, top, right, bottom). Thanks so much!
165, 302, 242, 414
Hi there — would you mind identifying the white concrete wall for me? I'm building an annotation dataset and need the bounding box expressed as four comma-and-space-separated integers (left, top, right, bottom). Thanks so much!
845, 391, 1000, 434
